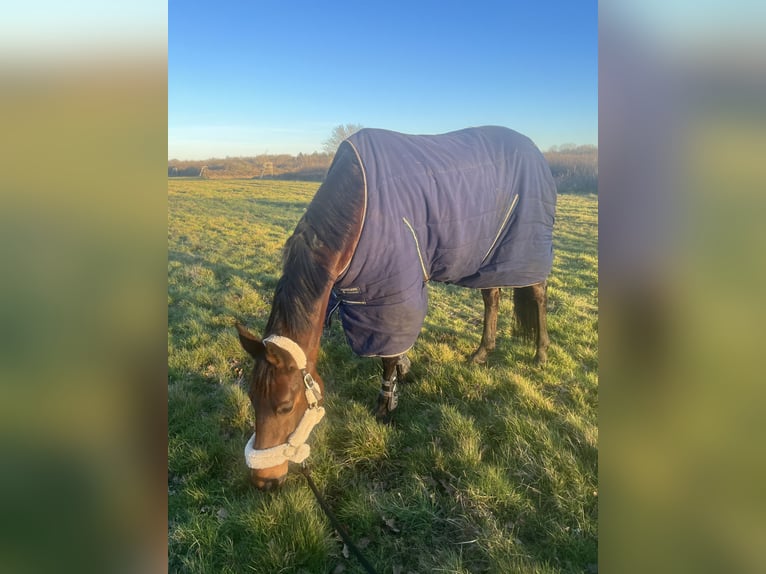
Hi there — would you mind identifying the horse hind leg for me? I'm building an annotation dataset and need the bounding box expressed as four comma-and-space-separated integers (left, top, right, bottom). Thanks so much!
470, 288, 501, 364
513, 281, 550, 365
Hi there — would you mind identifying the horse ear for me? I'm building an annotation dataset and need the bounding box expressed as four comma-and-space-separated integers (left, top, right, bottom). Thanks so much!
263, 341, 296, 370
235, 323, 265, 359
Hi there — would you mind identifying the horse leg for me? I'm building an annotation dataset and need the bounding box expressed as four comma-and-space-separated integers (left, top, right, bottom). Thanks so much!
470, 288, 501, 364
513, 281, 550, 365
375, 354, 409, 422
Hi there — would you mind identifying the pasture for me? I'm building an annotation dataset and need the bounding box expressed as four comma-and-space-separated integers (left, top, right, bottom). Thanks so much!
168, 179, 598, 573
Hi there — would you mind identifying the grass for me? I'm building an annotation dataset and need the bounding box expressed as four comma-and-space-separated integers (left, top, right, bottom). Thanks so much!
168, 178, 598, 573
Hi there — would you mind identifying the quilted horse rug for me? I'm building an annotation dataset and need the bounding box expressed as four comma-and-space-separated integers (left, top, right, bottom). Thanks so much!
326, 126, 557, 357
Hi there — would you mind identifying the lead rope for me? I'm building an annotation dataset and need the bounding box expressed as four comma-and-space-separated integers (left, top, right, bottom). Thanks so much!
300, 463, 379, 574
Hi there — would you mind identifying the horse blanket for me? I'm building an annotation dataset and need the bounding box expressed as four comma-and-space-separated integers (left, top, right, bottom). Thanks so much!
326, 126, 556, 357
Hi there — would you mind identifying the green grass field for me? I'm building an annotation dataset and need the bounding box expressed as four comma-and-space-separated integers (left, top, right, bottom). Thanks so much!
168, 179, 598, 573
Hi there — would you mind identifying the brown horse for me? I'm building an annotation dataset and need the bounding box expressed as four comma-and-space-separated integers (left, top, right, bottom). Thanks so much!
237, 127, 555, 490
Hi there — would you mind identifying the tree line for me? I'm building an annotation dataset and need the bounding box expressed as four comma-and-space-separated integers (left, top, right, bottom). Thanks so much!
544, 144, 598, 193
169, 144, 597, 193
168, 151, 334, 181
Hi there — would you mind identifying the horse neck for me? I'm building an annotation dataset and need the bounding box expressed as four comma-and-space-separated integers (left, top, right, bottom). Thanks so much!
287, 282, 332, 367
268, 142, 365, 369
267, 244, 354, 372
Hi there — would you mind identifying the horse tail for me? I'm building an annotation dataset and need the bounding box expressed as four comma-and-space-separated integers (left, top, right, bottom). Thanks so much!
512, 285, 540, 342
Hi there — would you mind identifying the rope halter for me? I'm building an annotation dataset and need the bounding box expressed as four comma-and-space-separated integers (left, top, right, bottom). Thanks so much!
244, 335, 325, 470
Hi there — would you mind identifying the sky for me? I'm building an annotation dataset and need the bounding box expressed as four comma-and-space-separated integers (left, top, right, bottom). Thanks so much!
1, 1, 165, 59
169, 0, 597, 160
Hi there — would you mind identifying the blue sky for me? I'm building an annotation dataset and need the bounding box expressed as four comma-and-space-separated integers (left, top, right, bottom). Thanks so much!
169, 1, 597, 159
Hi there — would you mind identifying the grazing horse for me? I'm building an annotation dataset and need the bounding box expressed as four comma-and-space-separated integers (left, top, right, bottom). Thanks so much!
237, 126, 557, 489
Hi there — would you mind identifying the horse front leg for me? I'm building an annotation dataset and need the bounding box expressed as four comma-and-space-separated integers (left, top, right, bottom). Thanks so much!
375, 354, 411, 422
470, 288, 501, 364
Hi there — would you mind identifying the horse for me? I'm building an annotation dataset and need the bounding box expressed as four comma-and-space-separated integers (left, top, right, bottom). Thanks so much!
236, 126, 557, 490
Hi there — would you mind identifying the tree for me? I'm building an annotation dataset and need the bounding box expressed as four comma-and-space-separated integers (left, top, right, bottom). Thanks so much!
322, 123, 364, 154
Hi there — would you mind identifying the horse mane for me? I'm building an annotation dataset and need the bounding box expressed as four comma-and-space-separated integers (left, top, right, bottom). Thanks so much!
266, 141, 364, 336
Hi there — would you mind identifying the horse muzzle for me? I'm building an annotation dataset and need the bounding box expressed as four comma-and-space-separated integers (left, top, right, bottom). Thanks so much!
250, 466, 288, 491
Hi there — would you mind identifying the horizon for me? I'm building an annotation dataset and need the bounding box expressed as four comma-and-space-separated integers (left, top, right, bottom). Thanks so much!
167, 138, 598, 163
170, 2, 597, 160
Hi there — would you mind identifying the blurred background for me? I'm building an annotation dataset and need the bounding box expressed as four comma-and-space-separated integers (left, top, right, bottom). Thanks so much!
600, 1, 766, 572
0, 2, 167, 572
1, 1, 765, 572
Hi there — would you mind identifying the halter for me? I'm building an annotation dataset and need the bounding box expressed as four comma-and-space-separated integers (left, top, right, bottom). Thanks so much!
244, 335, 325, 469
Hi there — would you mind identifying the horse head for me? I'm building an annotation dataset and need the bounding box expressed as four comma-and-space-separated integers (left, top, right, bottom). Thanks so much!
236, 324, 325, 490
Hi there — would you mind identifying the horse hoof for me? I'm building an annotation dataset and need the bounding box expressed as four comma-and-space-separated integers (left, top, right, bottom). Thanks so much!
375, 411, 392, 424
534, 352, 548, 367
469, 349, 488, 364
375, 405, 393, 424
375, 396, 388, 419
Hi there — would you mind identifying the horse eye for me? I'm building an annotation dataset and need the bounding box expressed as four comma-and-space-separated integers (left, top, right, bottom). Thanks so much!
276, 402, 294, 416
